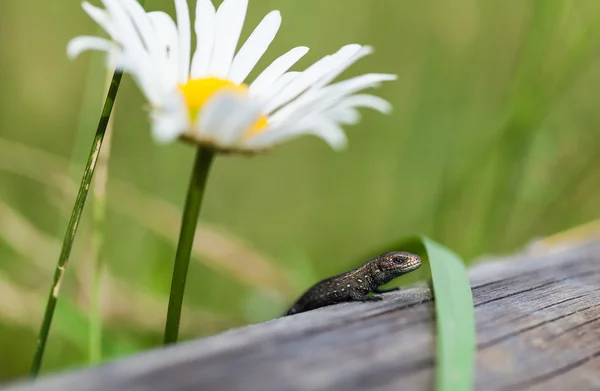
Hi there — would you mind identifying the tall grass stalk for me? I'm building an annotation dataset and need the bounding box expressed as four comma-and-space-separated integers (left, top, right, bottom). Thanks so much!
30, 71, 124, 377
163, 146, 215, 345
28, 1, 146, 375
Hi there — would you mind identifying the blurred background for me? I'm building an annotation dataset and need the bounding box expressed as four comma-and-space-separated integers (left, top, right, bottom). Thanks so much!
1, 0, 599, 380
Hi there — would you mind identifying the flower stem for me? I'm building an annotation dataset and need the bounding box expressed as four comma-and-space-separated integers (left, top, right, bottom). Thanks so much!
30, 71, 124, 377
163, 146, 215, 345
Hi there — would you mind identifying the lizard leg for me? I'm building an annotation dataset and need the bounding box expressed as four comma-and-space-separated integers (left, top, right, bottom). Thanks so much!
373, 287, 399, 294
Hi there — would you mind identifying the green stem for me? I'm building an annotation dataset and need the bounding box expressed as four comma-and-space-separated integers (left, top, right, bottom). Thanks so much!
30, 71, 123, 377
163, 146, 215, 345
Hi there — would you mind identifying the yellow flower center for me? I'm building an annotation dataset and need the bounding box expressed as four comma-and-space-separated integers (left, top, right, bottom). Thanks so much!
178, 77, 267, 137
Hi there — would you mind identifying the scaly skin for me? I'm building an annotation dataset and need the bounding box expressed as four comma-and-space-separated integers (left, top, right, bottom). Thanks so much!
285, 251, 422, 316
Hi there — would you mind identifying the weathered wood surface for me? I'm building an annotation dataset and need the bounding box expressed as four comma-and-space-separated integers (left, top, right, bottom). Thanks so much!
4, 238, 600, 391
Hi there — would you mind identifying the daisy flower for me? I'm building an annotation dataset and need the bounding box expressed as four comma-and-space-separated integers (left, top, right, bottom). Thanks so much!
67, 0, 397, 153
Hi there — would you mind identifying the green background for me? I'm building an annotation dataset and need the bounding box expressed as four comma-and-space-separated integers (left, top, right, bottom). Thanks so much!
0, 0, 599, 380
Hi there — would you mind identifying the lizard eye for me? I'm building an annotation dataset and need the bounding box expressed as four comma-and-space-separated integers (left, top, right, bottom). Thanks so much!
392, 256, 407, 264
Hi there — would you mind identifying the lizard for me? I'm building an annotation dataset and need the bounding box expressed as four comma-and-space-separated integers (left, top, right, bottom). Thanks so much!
284, 251, 422, 316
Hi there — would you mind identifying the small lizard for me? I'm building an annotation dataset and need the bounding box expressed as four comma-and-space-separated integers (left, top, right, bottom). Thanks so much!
285, 251, 422, 316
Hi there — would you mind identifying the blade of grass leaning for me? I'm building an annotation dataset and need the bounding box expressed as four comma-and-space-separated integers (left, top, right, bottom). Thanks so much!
363, 236, 475, 391
67, 25, 118, 366
30, 0, 147, 376
30, 70, 124, 377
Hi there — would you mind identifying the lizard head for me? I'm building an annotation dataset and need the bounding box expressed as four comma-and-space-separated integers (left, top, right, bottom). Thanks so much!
376, 251, 422, 277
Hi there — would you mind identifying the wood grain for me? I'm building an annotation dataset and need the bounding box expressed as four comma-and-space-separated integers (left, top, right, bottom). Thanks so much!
4, 239, 600, 391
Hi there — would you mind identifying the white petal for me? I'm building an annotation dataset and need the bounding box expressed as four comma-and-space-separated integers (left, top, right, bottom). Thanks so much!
120, 0, 160, 59
310, 120, 348, 150
100, 0, 136, 47
262, 53, 336, 113
208, 0, 248, 78
67, 36, 115, 59
150, 91, 190, 143
130, 73, 163, 106
82, 2, 117, 39
282, 94, 390, 132
148, 11, 179, 93
122, 0, 175, 102
307, 44, 362, 86
337, 94, 392, 113
311, 45, 372, 90
262, 44, 364, 113
264, 45, 364, 117
228, 10, 281, 84
264, 83, 327, 126
197, 92, 262, 146
190, 0, 216, 78
317, 73, 397, 104
283, 73, 396, 122
329, 107, 361, 125
267, 93, 318, 126
174, 0, 191, 82
269, 74, 395, 133
247, 118, 347, 150
257, 71, 300, 104
248, 46, 308, 96
101, 0, 151, 80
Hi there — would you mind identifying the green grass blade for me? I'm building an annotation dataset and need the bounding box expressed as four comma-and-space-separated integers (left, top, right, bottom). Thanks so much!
422, 236, 475, 391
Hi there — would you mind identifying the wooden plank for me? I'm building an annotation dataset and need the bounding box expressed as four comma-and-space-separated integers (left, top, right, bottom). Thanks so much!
4, 239, 600, 391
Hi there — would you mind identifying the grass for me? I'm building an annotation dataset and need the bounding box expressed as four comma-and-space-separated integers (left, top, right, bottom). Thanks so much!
0, 0, 600, 382
29, 69, 125, 377
423, 238, 475, 391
